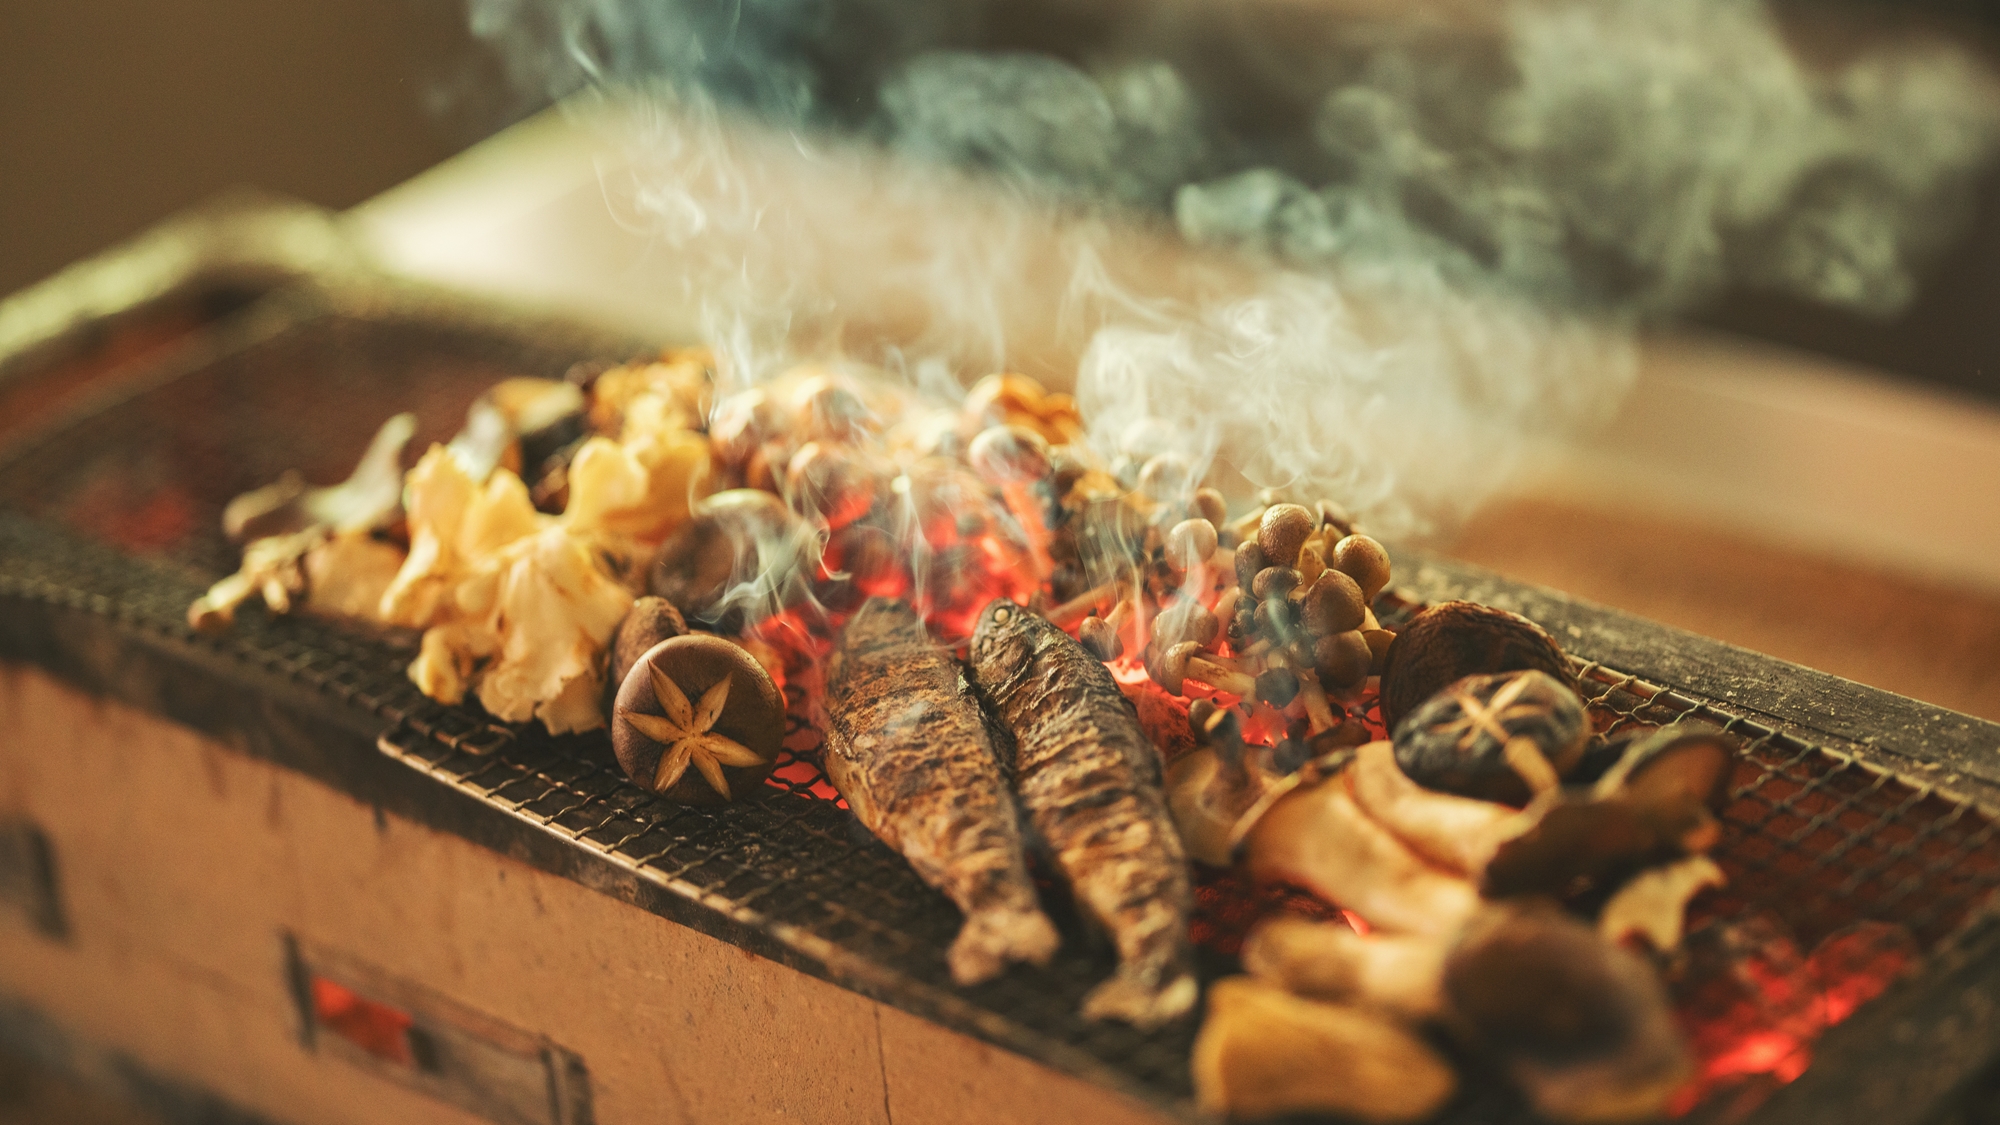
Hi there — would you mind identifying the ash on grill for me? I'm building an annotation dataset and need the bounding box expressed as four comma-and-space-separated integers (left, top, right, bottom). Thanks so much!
190, 355, 1916, 1123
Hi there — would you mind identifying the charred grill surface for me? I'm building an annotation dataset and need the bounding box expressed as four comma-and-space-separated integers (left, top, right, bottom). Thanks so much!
969, 599, 1196, 1029
824, 597, 1058, 985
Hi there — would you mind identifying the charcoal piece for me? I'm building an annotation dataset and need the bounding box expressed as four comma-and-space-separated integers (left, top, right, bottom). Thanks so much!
969, 599, 1196, 1028
1379, 601, 1575, 734
823, 598, 1058, 987
1392, 670, 1588, 804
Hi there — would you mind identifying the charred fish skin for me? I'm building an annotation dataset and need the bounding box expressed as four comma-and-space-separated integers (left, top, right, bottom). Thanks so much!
824, 598, 1059, 986
969, 598, 1198, 1028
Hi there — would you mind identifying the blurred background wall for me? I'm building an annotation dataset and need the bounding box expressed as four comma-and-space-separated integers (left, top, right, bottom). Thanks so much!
5, 0, 2000, 403
0, 0, 528, 300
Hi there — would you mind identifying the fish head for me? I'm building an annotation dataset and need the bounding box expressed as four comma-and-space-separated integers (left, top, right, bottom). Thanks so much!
969, 598, 1040, 674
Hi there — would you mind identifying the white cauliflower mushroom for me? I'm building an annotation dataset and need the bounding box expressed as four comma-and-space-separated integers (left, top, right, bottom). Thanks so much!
469, 526, 634, 732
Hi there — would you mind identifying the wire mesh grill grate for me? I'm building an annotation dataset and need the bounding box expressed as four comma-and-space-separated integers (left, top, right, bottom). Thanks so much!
5, 301, 2000, 1121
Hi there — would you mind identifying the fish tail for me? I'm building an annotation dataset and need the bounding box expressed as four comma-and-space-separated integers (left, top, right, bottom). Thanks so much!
946, 904, 1062, 986
1081, 966, 1199, 1029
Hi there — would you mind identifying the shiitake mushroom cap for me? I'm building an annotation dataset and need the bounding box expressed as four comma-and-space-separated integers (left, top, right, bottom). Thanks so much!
648, 489, 811, 632
603, 595, 688, 716
1391, 669, 1590, 805
611, 634, 785, 805
1379, 601, 1575, 734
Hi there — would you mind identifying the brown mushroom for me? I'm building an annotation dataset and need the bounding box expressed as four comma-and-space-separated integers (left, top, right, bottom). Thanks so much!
1330, 534, 1393, 603
1078, 614, 1124, 661
1314, 630, 1374, 690
1251, 565, 1302, 600
1233, 541, 1267, 591
1136, 455, 1193, 503
1256, 503, 1316, 569
1315, 498, 1357, 538
784, 441, 884, 531
1442, 902, 1691, 1123
1164, 517, 1220, 571
1379, 601, 1576, 734
1363, 627, 1396, 673
1152, 598, 1220, 651
1192, 977, 1456, 1124
1300, 569, 1367, 635
611, 635, 785, 804
1191, 488, 1228, 530
1156, 642, 1259, 698
793, 373, 876, 443
967, 424, 1053, 484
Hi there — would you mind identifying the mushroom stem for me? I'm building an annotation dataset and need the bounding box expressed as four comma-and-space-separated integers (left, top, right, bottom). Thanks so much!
1105, 595, 1134, 632
1047, 582, 1119, 628
1188, 654, 1258, 698
1295, 673, 1338, 735
1199, 649, 1260, 676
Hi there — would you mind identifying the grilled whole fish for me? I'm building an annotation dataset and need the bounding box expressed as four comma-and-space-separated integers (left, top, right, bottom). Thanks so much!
969, 599, 1197, 1027
824, 598, 1059, 985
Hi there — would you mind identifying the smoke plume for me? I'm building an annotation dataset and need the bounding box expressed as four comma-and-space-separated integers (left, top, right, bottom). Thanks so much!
464, 0, 2000, 534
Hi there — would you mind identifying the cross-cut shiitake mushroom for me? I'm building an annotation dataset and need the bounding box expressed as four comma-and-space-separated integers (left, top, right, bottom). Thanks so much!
1481, 725, 1737, 899
1443, 902, 1691, 1123
1379, 601, 1576, 734
1192, 976, 1457, 1124
1392, 669, 1591, 805
611, 635, 784, 805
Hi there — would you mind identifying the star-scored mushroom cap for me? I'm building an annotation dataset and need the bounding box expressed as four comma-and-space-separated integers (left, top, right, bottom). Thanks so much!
612, 634, 785, 804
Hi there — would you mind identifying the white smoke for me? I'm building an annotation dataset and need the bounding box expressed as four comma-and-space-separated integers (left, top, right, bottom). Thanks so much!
464, 0, 2000, 536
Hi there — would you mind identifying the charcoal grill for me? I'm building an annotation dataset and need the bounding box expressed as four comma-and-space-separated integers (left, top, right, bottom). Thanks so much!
5, 199, 2000, 1125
